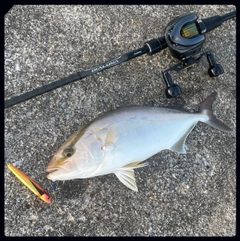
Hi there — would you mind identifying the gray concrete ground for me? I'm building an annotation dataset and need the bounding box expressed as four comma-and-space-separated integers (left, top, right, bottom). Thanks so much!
4, 5, 236, 236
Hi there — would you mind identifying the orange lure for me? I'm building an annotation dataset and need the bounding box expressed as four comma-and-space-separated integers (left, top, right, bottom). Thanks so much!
7, 164, 52, 203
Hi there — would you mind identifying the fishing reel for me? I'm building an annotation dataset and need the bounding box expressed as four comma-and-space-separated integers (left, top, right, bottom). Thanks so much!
161, 13, 224, 98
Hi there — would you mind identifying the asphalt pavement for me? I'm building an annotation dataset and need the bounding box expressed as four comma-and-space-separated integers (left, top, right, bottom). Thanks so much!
4, 5, 236, 236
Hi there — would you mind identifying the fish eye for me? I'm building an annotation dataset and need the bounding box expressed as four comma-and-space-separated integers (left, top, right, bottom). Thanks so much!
63, 146, 75, 158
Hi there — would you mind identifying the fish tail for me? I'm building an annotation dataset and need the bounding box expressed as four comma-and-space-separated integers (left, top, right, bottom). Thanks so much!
199, 92, 232, 133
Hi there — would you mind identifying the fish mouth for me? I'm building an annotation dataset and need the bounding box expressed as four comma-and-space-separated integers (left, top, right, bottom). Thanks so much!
46, 165, 72, 181
46, 157, 61, 173
46, 166, 59, 173
46, 166, 62, 181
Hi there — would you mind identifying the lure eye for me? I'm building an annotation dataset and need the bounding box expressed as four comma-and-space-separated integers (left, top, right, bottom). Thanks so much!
63, 146, 75, 158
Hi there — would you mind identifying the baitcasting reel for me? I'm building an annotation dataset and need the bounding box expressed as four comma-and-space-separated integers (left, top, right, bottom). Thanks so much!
161, 13, 227, 98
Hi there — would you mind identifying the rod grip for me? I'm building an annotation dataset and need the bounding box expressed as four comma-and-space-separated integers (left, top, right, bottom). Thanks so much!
5, 73, 80, 108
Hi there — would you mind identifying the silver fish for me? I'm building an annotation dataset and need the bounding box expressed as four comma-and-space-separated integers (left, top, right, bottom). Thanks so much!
46, 92, 232, 191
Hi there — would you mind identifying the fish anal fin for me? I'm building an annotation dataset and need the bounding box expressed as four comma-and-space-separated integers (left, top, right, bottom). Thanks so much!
170, 124, 196, 154
115, 169, 138, 192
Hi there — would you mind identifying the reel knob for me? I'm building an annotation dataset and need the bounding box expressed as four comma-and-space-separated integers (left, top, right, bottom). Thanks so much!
162, 71, 182, 98
207, 52, 224, 77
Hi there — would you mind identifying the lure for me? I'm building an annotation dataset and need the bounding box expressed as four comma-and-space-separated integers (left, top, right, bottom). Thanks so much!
7, 163, 52, 203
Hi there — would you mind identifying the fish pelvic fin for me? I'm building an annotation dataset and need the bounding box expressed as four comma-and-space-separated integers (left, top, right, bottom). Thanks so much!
114, 161, 148, 192
199, 92, 232, 133
121, 161, 149, 170
115, 169, 138, 192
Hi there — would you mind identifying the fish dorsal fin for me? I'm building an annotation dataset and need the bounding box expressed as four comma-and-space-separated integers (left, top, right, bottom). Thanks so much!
123, 103, 138, 107
117, 103, 138, 108
102, 125, 118, 151
170, 124, 196, 154
114, 161, 148, 191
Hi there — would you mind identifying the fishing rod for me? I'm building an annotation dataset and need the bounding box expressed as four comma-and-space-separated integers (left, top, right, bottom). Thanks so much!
5, 10, 236, 108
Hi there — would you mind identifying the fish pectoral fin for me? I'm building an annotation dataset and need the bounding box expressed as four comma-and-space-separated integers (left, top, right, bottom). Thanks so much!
114, 161, 148, 192
101, 143, 115, 151
114, 169, 138, 192
102, 125, 118, 151
170, 124, 196, 154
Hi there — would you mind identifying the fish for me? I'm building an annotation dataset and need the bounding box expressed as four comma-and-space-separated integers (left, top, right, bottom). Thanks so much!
8, 164, 52, 203
46, 92, 232, 191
